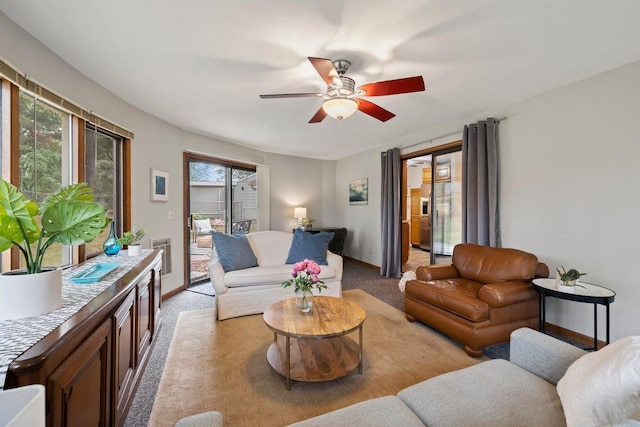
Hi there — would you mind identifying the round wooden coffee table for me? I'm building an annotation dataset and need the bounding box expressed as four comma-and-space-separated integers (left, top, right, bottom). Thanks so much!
263, 296, 366, 390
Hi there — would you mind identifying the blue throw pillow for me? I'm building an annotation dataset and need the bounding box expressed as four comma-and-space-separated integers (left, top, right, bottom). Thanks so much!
286, 229, 335, 265
212, 232, 258, 272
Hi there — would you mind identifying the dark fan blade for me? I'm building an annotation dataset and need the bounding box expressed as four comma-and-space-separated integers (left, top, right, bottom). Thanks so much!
260, 93, 323, 99
308, 57, 340, 86
357, 99, 396, 122
309, 107, 328, 123
359, 76, 425, 96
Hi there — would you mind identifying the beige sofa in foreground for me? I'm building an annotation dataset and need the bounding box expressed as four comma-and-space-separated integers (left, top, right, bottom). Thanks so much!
290, 328, 640, 427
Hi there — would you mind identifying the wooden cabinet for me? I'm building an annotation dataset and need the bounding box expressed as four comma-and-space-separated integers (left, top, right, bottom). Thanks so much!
152, 262, 162, 339
113, 289, 136, 421
5, 250, 163, 427
401, 221, 410, 265
410, 188, 422, 246
48, 320, 111, 427
136, 271, 153, 364
422, 167, 432, 183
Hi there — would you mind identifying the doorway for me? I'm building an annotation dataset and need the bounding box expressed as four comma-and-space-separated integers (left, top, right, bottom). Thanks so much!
183, 153, 257, 288
403, 144, 462, 269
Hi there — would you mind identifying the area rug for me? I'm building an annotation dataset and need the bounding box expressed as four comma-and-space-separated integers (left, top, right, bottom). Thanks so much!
483, 330, 593, 361
148, 290, 484, 427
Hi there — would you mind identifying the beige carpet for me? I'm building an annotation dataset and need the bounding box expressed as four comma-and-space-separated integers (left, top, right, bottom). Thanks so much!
149, 290, 485, 427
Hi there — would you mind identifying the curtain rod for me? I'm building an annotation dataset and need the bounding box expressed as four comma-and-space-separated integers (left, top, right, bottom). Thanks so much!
0, 57, 135, 139
400, 116, 507, 151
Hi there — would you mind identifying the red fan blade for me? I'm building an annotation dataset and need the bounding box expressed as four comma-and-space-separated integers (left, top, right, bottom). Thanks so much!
359, 76, 425, 96
308, 57, 340, 86
357, 99, 396, 122
309, 107, 328, 123
260, 93, 323, 99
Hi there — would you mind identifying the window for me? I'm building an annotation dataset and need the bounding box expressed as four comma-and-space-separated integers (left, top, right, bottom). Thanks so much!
84, 125, 124, 257
19, 92, 72, 268
0, 79, 3, 271
0, 64, 132, 272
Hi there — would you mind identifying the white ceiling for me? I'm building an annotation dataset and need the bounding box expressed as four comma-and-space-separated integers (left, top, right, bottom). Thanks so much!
2, 0, 640, 160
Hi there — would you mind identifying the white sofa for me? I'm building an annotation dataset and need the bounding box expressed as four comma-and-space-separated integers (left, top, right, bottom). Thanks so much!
208, 230, 342, 320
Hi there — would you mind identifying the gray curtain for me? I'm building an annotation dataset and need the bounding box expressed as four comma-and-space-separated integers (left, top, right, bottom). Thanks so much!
380, 148, 402, 278
462, 118, 501, 247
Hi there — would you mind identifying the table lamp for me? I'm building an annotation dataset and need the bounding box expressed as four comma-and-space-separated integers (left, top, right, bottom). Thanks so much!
293, 207, 306, 228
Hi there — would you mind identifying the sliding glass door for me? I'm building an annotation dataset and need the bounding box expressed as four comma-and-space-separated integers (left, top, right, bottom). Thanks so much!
403, 144, 463, 268
185, 154, 257, 286
430, 151, 462, 265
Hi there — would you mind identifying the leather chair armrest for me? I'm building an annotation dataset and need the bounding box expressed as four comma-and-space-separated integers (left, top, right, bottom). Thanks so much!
478, 281, 537, 308
535, 262, 549, 278
415, 264, 459, 281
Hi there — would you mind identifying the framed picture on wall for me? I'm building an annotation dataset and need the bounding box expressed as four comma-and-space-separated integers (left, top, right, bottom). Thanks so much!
349, 178, 368, 205
151, 169, 169, 202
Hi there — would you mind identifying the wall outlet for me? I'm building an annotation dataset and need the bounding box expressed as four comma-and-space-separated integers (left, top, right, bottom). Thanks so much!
368, 247, 373, 255
168, 210, 175, 220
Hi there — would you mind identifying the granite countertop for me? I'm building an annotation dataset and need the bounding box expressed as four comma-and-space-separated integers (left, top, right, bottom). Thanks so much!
0, 250, 154, 389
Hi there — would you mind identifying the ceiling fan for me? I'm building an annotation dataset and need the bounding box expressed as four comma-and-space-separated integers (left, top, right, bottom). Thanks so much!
259, 57, 425, 123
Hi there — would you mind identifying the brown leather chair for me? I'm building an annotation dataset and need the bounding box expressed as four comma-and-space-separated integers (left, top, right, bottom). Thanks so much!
405, 243, 549, 357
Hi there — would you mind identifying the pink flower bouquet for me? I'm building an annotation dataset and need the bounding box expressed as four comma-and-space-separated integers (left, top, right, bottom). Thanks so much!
281, 259, 328, 293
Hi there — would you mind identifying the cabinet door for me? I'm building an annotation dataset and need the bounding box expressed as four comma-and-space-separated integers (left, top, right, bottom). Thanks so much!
48, 320, 111, 427
410, 188, 422, 245
152, 261, 162, 337
113, 289, 136, 422
137, 271, 153, 361
422, 167, 432, 183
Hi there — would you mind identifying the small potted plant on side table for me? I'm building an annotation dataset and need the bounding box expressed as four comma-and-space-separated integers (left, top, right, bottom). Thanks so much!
117, 229, 146, 256
301, 218, 315, 231
556, 266, 587, 293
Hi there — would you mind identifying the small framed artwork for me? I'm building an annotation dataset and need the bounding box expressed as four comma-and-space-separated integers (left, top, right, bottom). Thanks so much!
436, 165, 451, 182
151, 169, 169, 202
349, 178, 368, 205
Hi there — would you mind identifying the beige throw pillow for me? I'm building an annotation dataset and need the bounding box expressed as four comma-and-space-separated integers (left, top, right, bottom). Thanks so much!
557, 336, 640, 427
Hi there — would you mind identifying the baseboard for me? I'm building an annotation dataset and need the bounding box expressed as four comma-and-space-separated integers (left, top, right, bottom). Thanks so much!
544, 322, 606, 350
343, 256, 379, 271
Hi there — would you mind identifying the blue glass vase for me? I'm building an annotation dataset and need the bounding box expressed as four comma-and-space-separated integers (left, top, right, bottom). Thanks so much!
103, 221, 121, 256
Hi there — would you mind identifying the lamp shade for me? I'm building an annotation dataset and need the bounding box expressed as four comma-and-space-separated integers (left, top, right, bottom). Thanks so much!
322, 98, 359, 120
293, 207, 306, 219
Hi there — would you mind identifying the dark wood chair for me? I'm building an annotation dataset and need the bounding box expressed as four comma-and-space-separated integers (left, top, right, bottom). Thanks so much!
231, 219, 253, 233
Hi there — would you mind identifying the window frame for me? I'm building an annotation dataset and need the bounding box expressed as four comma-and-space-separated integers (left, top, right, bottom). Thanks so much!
0, 77, 132, 270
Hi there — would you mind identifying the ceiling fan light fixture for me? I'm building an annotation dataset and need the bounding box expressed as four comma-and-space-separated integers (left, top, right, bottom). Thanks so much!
322, 98, 359, 120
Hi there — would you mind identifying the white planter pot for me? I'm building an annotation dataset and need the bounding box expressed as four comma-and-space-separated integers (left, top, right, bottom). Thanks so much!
557, 282, 576, 293
127, 245, 142, 256
0, 268, 62, 320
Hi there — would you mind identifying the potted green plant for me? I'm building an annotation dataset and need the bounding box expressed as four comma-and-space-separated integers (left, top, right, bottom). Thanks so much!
301, 218, 316, 231
556, 266, 587, 292
0, 179, 109, 319
117, 229, 146, 256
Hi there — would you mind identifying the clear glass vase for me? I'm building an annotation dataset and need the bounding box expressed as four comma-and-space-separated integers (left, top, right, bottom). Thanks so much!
103, 221, 121, 256
295, 289, 313, 313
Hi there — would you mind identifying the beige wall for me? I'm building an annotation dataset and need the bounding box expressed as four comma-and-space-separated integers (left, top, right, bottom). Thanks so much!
337, 60, 640, 340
